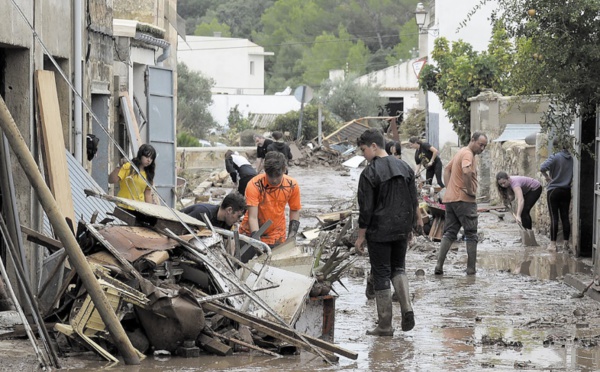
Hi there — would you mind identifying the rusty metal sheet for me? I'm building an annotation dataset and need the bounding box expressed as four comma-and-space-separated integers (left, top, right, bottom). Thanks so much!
96, 225, 179, 262
84, 189, 205, 226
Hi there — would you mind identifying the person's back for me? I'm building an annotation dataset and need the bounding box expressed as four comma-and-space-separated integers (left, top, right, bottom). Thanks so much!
541, 149, 573, 190
267, 131, 292, 161
359, 156, 416, 241
181, 203, 220, 226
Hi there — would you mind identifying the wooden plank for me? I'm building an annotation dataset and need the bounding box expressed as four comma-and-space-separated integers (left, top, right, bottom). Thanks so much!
197, 333, 233, 356
202, 301, 339, 362
21, 225, 63, 252
35, 70, 76, 225
202, 300, 356, 361
119, 92, 141, 154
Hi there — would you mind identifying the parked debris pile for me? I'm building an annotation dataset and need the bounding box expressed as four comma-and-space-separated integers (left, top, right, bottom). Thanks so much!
6, 190, 358, 366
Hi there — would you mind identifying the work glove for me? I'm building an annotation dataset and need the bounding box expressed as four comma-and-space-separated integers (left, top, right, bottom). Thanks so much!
287, 220, 300, 241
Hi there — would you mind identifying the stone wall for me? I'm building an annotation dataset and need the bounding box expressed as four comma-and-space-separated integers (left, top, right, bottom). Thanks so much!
177, 147, 257, 172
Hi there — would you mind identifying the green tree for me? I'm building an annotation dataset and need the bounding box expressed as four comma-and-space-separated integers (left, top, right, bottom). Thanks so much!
178, 0, 221, 33
318, 73, 384, 122
268, 105, 341, 140
301, 26, 370, 86
177, 62, 217, 139
194, 18, 231, 37
227, 105, 252, 134
214, 0, 275, 38
492, 0, 600, 119
418, 23, 516, 144
340, 0, 420, 53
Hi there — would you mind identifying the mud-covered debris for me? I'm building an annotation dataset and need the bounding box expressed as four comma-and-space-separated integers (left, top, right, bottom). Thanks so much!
514, 360, 532, 369
481, 335, 523, 348
574, 335, 600, 347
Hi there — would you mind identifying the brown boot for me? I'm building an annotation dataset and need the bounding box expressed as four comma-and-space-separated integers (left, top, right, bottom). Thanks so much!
366, 289, 394, 336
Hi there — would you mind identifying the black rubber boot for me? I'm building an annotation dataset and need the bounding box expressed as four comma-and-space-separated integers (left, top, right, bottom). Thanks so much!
392, 274, 415, 331
366, 289, 394, 336
365, 272, 375, 300
435, 237, 452, 275
466, 240, 477, 275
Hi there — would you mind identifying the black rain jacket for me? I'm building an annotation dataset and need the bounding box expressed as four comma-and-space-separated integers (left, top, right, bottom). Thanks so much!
358, 156, 418, 242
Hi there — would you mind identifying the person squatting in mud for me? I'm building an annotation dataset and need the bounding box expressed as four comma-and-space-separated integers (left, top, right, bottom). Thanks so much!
224, 150, 257, 195
355, 128, 422, 336
435, 132, 488, 276
495, 172, 542, 230
239, 151, 301, 247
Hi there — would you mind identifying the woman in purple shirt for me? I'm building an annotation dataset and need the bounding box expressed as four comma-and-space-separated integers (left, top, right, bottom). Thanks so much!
495, 172, 542, 230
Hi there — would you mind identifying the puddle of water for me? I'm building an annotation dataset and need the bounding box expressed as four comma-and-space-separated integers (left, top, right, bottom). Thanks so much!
478, 246, 592, 280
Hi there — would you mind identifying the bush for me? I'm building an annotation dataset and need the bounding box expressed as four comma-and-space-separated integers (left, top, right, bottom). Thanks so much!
268, 105, 341, 141
239, 129, 259, 146
401, 109, 425, 139
177, 132, 200, 147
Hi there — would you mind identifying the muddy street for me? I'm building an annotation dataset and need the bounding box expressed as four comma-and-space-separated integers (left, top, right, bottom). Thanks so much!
2, 165, 600, 371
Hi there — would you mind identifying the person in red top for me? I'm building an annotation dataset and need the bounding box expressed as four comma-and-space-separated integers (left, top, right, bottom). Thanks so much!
240, 151, 301, 247
435, 132, 488, 276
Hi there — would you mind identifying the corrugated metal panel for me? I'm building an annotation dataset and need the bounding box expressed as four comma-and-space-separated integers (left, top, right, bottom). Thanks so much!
493, 124, 541, 142
249, 113, 279, 129
44, 150, 117, 235
323, 120, 370, 145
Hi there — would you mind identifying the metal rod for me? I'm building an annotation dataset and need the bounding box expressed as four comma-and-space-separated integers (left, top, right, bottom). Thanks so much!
0, 251, 50, 369
0, 215, 58, 368
0, 96, 140, 365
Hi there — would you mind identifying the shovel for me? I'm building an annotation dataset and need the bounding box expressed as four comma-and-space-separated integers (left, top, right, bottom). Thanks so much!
512, 213, 538, 246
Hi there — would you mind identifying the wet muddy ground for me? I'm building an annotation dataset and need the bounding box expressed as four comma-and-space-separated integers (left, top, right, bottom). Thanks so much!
2, 165, 600, 371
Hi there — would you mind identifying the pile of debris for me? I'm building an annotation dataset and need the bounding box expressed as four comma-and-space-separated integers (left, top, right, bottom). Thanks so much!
7, 190, 358, 368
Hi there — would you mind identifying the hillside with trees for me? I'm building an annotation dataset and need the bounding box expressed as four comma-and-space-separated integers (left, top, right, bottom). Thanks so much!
178, 0, 420, 93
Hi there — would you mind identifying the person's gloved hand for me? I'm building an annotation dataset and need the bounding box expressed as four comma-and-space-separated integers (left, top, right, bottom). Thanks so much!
287, 220, 300, 241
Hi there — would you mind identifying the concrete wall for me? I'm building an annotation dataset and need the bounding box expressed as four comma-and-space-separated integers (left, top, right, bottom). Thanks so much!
177, 147, 257, 171
470, 92, 553, 234
210, 94, 301, 127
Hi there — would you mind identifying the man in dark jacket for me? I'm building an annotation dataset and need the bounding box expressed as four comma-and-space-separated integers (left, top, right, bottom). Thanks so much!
266, 131, 293, 164
253, 134, 273, 173
355, 128, 422, 337
181, 192, 247, 230
225, 150, 257, 195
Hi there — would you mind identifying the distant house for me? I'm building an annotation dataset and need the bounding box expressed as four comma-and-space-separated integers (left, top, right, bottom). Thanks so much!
177, 35, 273, 95
354, 60, 421, 123
178, 35, 301, 129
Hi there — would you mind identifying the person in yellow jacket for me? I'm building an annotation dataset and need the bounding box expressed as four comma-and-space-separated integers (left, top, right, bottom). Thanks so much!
108, 144, 157, 204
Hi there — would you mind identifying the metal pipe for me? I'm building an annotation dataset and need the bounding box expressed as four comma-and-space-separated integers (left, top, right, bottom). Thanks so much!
0, 253, 51, 369
0, 96, 141, 365
73, 0, 83, 162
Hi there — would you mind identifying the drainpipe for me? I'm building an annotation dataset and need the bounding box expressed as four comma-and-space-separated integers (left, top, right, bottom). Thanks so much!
156, 45, 170, 66
74, 0, 83, 162
134, 32, 170, 66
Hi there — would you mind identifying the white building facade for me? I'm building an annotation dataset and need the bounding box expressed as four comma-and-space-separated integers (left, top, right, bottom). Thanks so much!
417, 0, 496, 149
178, 35, 273, 95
